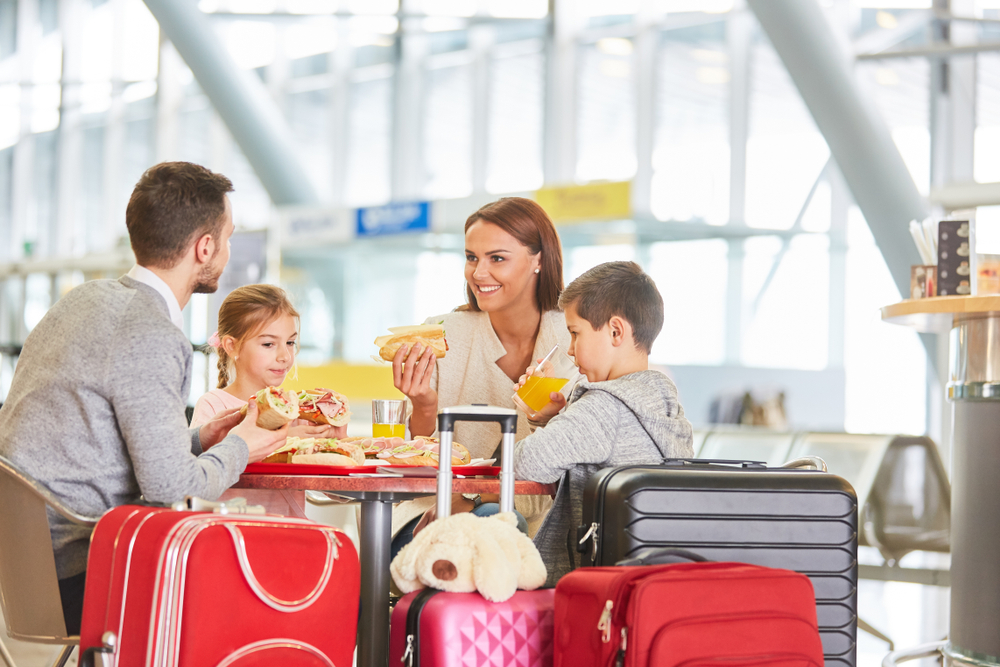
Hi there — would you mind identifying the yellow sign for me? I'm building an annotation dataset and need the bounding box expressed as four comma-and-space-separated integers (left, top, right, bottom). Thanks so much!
534, 181, 631, 225
283, 362, 403, 400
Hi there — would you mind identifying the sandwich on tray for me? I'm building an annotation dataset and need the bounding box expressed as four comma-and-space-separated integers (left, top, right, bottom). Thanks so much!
262, 437, 365, 466
374, 324, 448, 362
240, 386, 299, 430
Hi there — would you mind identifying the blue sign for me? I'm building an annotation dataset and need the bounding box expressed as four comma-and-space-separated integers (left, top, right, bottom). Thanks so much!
356, 201, 431, 237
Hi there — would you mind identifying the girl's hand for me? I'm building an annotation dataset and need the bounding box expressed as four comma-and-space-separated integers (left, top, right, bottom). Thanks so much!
392, 343, 437, 409
288, 420, 348, 439
288, 422, 335, 439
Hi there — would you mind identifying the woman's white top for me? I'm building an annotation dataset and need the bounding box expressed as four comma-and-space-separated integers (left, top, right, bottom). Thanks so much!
393, 308, 571, 537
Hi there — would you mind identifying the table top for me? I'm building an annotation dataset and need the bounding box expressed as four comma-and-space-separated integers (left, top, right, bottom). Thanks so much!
881, 295, 1000, 333
235, 473, 556, 499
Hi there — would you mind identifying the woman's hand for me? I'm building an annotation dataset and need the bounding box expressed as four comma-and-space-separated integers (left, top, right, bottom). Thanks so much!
393, 343, 438, 436
287, 420, 347, 439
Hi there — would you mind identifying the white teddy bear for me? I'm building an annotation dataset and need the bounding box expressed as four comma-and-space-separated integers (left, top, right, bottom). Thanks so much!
389, 511, 548, 603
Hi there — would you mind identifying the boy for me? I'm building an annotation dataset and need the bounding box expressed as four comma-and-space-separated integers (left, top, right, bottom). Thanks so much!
513, 261, 693, 585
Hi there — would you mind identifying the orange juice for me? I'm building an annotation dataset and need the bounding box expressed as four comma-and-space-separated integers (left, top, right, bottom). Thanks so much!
516, 376, 569, 412
373, 423, 405, 438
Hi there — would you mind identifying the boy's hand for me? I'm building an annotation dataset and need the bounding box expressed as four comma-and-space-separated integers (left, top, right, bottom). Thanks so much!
514, 360, 566, 425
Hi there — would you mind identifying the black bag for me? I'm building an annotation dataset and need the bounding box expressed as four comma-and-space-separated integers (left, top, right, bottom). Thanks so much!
577, 458, 858, 667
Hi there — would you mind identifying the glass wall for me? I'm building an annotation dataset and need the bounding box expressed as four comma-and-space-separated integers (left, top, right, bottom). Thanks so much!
3, 0, 996, 444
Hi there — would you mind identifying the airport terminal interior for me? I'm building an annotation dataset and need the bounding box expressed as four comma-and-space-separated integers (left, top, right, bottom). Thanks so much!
2, 0, 1000, 665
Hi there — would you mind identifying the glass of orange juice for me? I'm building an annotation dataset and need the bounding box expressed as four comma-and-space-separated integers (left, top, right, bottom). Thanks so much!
372, 399, 406, 438
512, 345, 582, 415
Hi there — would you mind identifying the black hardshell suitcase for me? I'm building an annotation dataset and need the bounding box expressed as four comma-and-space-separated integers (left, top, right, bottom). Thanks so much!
577, 459, 858, 667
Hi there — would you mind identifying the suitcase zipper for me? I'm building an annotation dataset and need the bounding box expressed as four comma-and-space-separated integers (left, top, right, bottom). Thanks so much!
403, 588, 440, 667
614, 627, 628, 667
579, 522, 600, 564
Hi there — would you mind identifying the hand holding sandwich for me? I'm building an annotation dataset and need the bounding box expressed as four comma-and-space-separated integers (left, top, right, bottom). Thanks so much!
230, 400, 291, 463
392, 343, 438, 437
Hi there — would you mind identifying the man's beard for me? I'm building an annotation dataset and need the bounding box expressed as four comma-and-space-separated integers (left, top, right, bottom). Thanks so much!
192, 252, 224, 294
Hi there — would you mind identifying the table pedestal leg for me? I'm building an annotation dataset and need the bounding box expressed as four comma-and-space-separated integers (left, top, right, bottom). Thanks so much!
358, 499, 393, 667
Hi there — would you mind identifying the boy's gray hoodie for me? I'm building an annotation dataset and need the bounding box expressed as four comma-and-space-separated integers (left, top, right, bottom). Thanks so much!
513, 370, 693, 586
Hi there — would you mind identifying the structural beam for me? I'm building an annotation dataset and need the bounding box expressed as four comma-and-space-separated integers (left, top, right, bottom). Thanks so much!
931, 182, 1000, 210
747, 0, 929, 300
142, 0, 319, 206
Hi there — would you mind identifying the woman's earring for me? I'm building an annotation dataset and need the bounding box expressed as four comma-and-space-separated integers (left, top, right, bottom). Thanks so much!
534, 268, 540, 274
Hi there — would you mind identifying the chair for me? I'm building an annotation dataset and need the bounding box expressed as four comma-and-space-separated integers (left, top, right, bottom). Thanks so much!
0, 454, 101, 667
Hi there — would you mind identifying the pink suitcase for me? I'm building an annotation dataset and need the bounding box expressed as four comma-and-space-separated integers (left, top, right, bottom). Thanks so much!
388, 406, 555, 667
390, 588, 554, 667
79, 503, 360, 667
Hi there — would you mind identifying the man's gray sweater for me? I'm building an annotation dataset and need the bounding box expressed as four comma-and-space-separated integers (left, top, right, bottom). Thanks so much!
0, 276, 249, 579
514, 370, 693, 586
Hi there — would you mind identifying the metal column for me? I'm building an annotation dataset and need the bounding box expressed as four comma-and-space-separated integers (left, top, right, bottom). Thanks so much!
746, 0, 929, 299
945, 316, 1000, 667
142, 0, 318, 206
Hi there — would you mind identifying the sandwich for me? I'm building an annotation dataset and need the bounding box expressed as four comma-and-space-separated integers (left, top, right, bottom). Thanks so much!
374, 437, 471, 467
240, 386, 299, 430
296, 388, 351, 427
374, 324, 448, 362
261, 437, 365, 466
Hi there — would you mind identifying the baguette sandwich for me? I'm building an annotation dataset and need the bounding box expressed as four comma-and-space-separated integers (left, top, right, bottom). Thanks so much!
375, 437, 471, 467
296, 388, 351, 427
240, 386, 299, 430
262, 437, 365, 466
374, 324, 448, 362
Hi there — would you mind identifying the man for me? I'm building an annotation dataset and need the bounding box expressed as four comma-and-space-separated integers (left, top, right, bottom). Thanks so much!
0, 162, 288, 634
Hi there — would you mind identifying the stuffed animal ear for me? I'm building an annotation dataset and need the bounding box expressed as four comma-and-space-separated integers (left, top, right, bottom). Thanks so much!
512, 532, 548, 590
390, 540, 425, 594
471, 528, 519, 603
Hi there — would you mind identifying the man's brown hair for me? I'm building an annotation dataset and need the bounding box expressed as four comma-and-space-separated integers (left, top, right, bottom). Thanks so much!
558, 261, 664, 354
126, 162, 234, 269
462, 197, 564, 312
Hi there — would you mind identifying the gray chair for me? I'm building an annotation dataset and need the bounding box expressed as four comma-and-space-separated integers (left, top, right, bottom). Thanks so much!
0, 455, 100, 667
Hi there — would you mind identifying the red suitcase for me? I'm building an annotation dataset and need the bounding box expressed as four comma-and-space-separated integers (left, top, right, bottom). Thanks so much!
79, 503, 359, 667
388, 406, 555, 667
554, 553, 825, 667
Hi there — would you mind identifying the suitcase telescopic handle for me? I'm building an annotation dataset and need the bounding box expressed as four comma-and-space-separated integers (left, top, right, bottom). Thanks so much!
615, 548, 710, 567
663, 458, 767, 469
436, 405, 518, 521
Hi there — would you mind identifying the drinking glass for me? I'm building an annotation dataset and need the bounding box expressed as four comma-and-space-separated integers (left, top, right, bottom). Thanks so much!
512, 345, 582, 414
372, 399, 405, 438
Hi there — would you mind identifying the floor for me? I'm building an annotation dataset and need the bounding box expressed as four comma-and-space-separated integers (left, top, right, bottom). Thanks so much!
0, 606, 77, 667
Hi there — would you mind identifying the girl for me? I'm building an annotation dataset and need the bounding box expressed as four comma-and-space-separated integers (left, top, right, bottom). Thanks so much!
190, 284, 345, 440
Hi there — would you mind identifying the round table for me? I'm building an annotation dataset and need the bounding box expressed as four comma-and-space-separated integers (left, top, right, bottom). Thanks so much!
882, 295, 1000, 667
233, 474, 556, 667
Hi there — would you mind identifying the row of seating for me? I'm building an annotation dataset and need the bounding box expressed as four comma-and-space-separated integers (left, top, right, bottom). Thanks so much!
693, 428, 952, 563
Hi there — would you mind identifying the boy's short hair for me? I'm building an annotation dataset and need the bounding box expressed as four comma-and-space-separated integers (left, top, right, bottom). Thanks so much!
126, 162, 234, 269
558, 261, 664, 354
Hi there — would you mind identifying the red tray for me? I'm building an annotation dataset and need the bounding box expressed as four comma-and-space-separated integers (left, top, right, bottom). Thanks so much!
244, 462, 501, 477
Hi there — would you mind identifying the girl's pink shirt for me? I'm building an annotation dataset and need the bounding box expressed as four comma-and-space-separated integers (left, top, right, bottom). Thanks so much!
190, 388, 249, 428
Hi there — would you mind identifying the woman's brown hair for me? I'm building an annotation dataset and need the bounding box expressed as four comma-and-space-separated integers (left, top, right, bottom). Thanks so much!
462, 197, 564, 312
215, 284, 300, 388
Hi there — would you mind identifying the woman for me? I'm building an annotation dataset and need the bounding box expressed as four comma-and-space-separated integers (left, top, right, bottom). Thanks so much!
390, 197, 570, 551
